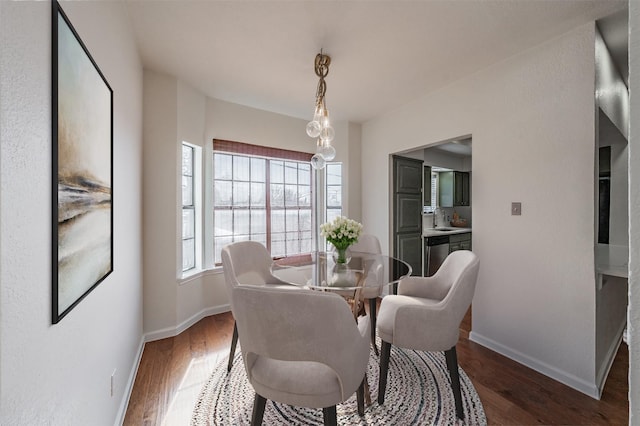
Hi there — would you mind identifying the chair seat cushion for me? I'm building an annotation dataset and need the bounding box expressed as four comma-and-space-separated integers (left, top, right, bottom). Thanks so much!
377, 295, 439, 343
249, 356, 343, 408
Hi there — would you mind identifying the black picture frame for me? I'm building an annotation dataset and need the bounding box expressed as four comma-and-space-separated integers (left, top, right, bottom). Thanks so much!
52, 1, 113, 324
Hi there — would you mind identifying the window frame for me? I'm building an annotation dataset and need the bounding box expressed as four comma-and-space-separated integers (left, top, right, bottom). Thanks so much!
181, 143, 197, 272
212, 140, 314, 265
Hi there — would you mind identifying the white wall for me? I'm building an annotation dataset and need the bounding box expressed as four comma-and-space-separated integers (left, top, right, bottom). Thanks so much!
363, 24, 601, 396
628, 0, 640, 422
0, 2, 143, 424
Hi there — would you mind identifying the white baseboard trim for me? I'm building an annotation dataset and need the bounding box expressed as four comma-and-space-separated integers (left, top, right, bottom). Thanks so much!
115, 336, 146, 426
469, 331, 600, 399
595, 320, 627, 398
144, 304, 231, 343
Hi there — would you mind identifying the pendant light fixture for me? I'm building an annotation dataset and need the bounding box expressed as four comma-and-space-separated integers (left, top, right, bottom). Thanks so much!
306, 50, 336, 169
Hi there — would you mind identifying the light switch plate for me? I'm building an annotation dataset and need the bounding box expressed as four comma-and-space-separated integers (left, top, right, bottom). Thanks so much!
511, 202, 522, 215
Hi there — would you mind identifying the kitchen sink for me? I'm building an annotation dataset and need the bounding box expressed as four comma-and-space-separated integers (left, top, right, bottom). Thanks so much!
432, 228, 456, 231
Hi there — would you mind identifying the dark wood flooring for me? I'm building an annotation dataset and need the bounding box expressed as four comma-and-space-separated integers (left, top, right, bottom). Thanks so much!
123, 307, 628, 425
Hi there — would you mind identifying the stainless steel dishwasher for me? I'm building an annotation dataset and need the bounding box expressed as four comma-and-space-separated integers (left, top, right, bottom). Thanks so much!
425, 234, 450, 276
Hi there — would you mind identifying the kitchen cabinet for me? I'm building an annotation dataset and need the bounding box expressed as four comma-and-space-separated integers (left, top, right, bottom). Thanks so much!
423, 165, 431, 207
393, 156, 423, 276
439, 171, 470, 207
449, 232, 471, 253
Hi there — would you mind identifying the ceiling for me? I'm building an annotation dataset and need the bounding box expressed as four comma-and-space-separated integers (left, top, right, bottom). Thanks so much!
124, 0, 627, 124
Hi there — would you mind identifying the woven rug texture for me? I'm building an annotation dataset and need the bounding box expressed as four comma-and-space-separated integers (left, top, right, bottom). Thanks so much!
191, 342, 487, 426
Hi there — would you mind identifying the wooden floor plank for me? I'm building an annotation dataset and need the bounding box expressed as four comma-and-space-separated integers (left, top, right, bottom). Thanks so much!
123, 309, 628, 425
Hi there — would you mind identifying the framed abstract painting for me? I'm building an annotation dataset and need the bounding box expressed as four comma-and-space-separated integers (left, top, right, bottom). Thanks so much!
52, 1, 113, 323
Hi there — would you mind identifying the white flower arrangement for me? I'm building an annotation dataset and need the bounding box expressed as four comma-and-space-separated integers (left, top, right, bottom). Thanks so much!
320, 216, 363, 250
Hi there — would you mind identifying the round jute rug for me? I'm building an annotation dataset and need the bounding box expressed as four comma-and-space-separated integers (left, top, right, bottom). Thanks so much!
192, 343, 486, 425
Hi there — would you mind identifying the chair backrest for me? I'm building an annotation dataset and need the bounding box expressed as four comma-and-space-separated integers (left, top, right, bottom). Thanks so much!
351, 234, 382, 254
220, 241, 282, 304
433, 250, 480, 322
231, 285, 370, 400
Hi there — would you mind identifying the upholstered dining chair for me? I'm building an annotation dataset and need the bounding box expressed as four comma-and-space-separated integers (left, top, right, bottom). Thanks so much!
232, 285, 371, 426
221, 241, 294, 372
377, 250, 480, 420
349, 234, 383, 354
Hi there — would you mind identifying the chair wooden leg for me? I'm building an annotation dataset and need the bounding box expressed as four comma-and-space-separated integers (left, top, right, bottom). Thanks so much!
369, 298, 378, 355
378, 340, 392, 405
227, 321, 238, 372
445, 346, 464, 420
356, 378, 365, 416
251, 393, 267, 426
322, 406, 337, 426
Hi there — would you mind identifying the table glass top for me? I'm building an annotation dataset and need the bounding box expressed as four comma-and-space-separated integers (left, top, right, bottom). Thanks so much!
271, 251, 412, 291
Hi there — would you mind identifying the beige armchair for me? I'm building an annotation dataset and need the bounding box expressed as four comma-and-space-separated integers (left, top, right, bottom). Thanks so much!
232, 285, 371, 425
376, 250, 480, 420
349, 234, 383, 354
221, 241, 294, 372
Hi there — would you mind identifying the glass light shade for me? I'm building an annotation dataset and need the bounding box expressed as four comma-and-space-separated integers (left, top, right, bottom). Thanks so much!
306, 120, 322, 138
318, 144, 336, 161
320, 125, 335, 143
310, 153, 326, 169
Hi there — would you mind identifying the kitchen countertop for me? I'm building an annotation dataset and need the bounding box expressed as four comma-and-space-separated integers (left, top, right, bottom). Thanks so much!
423, 227, 472, 238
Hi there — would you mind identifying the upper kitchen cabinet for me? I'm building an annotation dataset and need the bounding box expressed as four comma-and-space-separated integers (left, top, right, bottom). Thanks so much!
439, 171, 470, 207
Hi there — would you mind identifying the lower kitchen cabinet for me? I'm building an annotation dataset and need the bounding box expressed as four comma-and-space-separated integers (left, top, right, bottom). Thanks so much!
449, 232, 471, 253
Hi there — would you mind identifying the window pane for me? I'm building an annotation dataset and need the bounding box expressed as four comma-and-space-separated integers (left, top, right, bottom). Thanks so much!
182, 239, 195, 271
271, 209, 285, 233
251, 158, 266, 182
299, 163, 310, 184
326, 209, 341, 224
299, 210, 311, 231
285, 184, 298, 207
234, 209, 250, 235
182, 145, 193, 176
270, 183, 284, 207
214, 153, 232, 180
270, 161, 284, 183
284, 162, 297, 184
233, 156, 250, 181
182, 209, 195, 239
326, 163, 341, 185
286, 232, 299, 254
286, 210, 298, 232
215, 210, 233, 236
214, 236, 233, 264
214, 180, 232, 206
327, 186, 341, 207
251, 209, 266, 235
233, 181, 250, 206
251, 234, 267, 246
251, 182, 265, 207
300, 231, 312, 253
299, 185, 311, 206
271, 232, 285, 257
182, 176, 193, 206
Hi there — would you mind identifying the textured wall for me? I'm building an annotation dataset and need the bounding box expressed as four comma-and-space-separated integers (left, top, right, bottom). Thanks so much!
629, 0, 640, 422
363, 24, 600, 396
0, 1, 143, 424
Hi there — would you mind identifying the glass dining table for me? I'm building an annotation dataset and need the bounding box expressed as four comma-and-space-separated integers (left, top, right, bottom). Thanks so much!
271, 251, 412, 318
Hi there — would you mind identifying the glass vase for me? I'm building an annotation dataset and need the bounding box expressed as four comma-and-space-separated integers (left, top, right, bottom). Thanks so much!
331, 245, 352, 264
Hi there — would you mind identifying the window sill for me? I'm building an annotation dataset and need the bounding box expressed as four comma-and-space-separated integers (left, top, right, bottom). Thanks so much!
179, 266, 223, 286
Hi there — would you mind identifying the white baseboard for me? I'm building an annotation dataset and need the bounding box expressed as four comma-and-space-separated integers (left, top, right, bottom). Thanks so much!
114, 304, 232, 425
595, 320, 627, 398
469, 331, 600, 399
115, 336, 145, 426
144, 304, 231, 343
